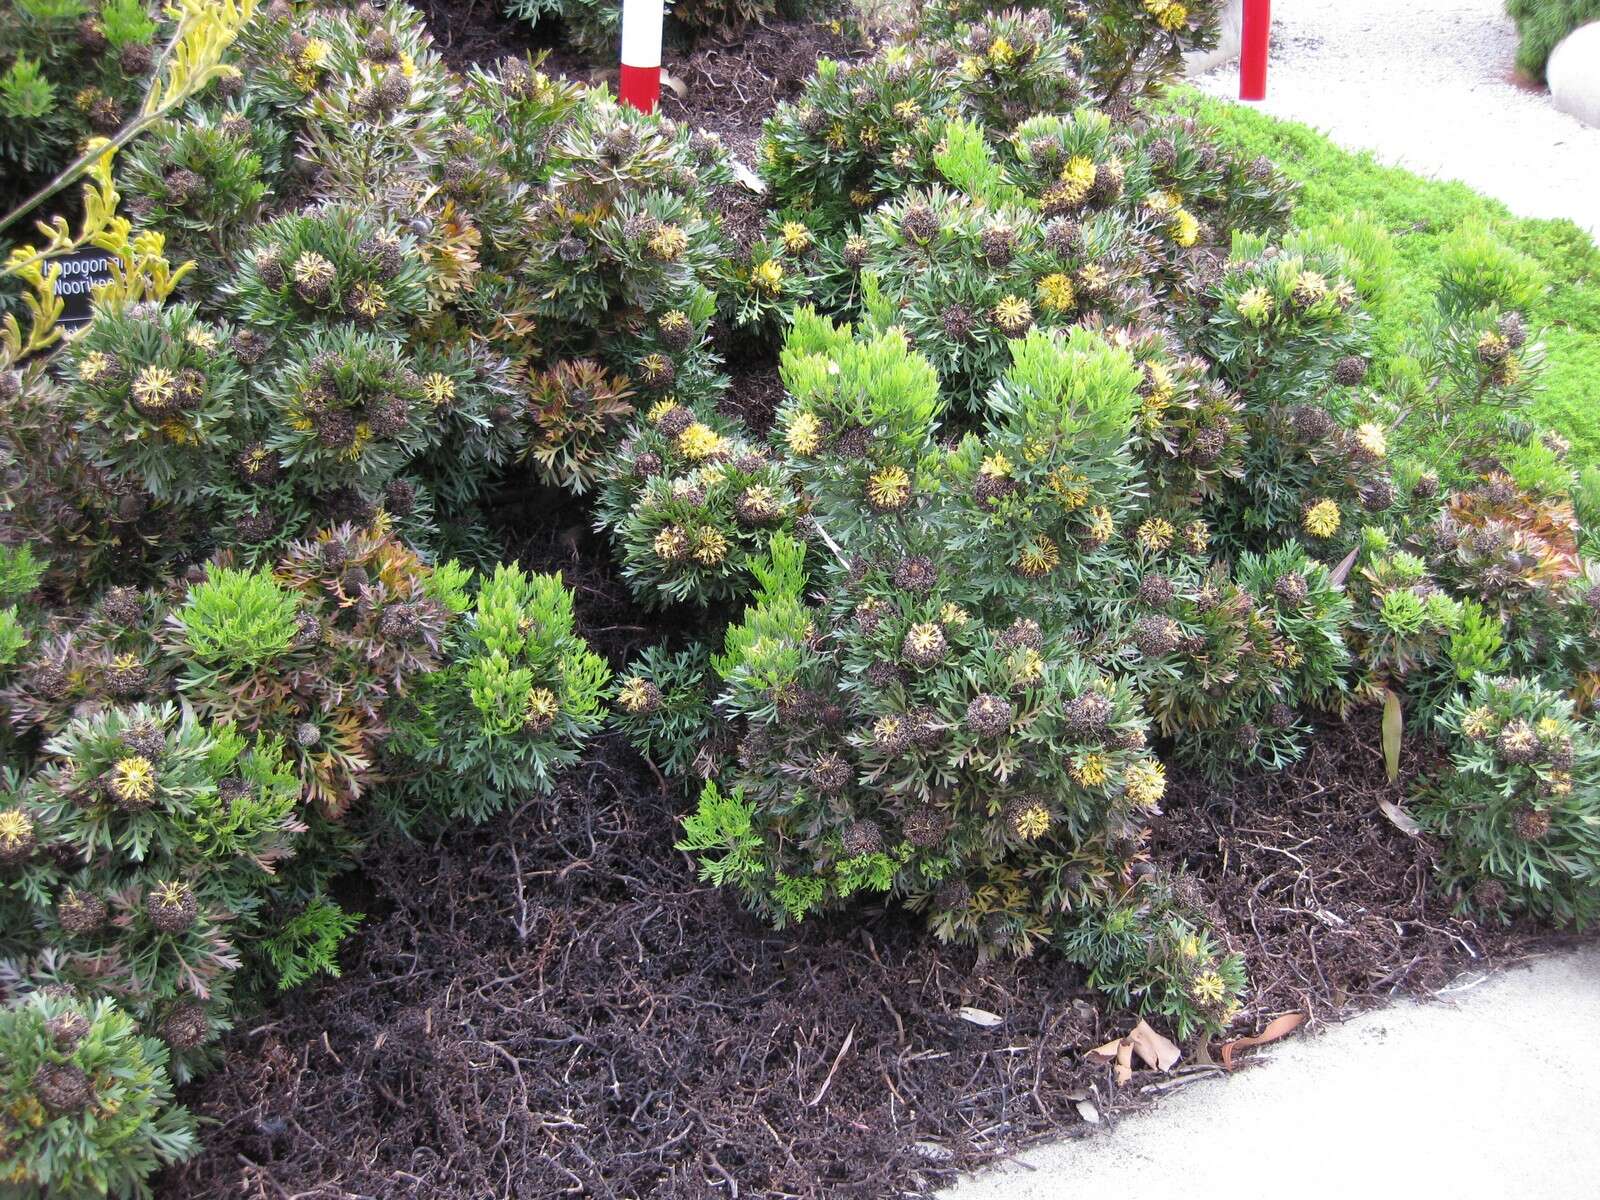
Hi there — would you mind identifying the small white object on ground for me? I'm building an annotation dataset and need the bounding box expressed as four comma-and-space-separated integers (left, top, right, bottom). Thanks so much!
942, 943, 1600, 1200
1192, 0, 1600, 236
1548, 22, 1600, 130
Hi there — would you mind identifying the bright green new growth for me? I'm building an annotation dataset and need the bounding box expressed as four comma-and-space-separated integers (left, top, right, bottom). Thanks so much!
178, 566, 300, 667
262, 897, 363, 991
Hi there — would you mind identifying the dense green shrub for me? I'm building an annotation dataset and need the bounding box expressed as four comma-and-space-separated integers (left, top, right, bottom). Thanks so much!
1506, 0, 1600, 81
0, 0, 161, 212
1421, 673, 1600, 923
0, 990, 197, 1198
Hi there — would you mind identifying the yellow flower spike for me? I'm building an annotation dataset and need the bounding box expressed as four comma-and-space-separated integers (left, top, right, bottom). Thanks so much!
1302, 499, 1342, 538
786, 411, 823, 456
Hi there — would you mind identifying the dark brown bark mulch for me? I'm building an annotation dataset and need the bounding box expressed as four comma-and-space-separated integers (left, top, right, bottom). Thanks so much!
160, 702, 1546, 1200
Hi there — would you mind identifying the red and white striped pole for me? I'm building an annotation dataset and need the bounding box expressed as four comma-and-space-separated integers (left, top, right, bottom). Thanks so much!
1239, 0, 1271, 101
619, 0, 663, 113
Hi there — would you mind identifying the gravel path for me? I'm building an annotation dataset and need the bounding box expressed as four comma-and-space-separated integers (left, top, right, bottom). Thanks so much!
1193, 0, 1600, 236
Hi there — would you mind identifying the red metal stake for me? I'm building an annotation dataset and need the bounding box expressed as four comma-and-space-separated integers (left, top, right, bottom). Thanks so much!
1240, 0, 1271, 101
619, 0, 663, 112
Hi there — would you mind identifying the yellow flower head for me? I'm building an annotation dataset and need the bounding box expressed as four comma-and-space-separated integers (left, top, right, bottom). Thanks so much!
1192, 970, 1228, 1005
1016, 535, 1062, 578
1177, 933, 1205, 960
0, 809, 34, 855
987, 36, 1017, 67
1171, 208, 1200, 248
1302, 499, 1342, 538
1461, 705, 1497, 739
893, 99, 920, 122
1086, 505, 1116, 543
292, 251, 336, 289
647, 399, 680, 424
1010, 647, 1045, 686
648, 224, 690, 262
786, 410, 823, 456
1236, 285, 1274, 326
751, 259, 785, 297
1056, 155, 1097, 206
1070, 752, 1110, 788
1137, 517, 1176, 552
423, 372, 457, 407
980, 452, 1014, 479
849, 188, 875, 208
1355, 422, 1388, 458
693, 528, 730, 565
1123, 759, 1167, 807
992, 295, 1034, 336
184, 325, 219, 351
523, 686, 560, 731
617, 677, 656, 714
867, 465, 912, 511
1037, 272, 1077, 314
906, 622, 945, 655
131, 365, 178, 414
779, 221, 813, 254
1048, 469, 1090, 510
1183, 520, 1211, 555
653, 526, 690, 562
941, 602, 970, 627
1012, 802, 1051, 840
678, 422, 726, 461
79, 351, 113, 383
348, 282, 388, 319
109, 755, 158, 807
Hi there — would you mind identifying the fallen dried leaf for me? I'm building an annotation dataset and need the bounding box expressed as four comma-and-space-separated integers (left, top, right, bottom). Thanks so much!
955, 1006, 1003, 1028
1378, 797, 1424, 836
1088, 1033, 1134, 1085
1089, 1019, 1180, 1084
1219, 1012, 1306, 1070
1075, 1098, 1101, 1124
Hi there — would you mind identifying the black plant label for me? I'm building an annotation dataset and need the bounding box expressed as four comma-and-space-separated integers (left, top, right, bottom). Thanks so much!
52, 251, 118, 328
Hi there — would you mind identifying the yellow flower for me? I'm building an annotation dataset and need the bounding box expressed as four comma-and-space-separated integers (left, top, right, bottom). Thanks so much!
1177, 933, 1205, 960
751, 259, 785, 297
524, 686, 560, 731
184, 325, 218, 351
893, 99, 920, 122
1016, 535, 1061, 578
1537, 717, 1564, 739
980, 452, 1014, 478
1171, 208, 1200, 248
1183, 520, 1211, 554
1192, 970, 1228, 1005
867, 465, 912, 511
1461, 706, 1497, 739
1355, 422, 1388, 458
1086, 505, 1116, 543
678, 422, 726, 461
423, 373, 457, 407
1013, 803, 1051, 840
1302, 499, 1342, 538
79, 351, 113, 383
1047, 469, 1090, 510
1010, 648, 1045, 686
693, 528, 730, 565
291, 251, 336, 290
348, 282, 388, 319
131, 365, 178, 414
617, 677, 656, 714
826, 123, 847, 150
779, 221, 813, 254
786, 410, 823, 456
648, 224, 690, 262
849, 188, 874, 208
1123, 759, 1166, 807
940, 602, 970, 627
992, 294, 1034, 336
1037, 272, 1077, 314
0, 809, 34, 855
1236, 285, 1273, 326
1137, 517, 1175, 552
1056, 155, 1097, 206
1158, 3, 1189, 32
987, 36, 1016, 67
653, 526, 690, 561
647, 399, 679, 424
905, 622, 945, 656
109, 755, 158, 806
1070, 752, 1110, 787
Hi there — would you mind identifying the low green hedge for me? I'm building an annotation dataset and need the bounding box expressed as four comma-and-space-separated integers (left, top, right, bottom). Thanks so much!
1507, 0, 1600, 81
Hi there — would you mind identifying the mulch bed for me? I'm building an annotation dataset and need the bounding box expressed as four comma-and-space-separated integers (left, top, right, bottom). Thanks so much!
156, 10, 1561, 1199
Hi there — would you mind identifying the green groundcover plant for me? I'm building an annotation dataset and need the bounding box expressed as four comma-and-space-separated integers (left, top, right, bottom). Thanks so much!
1505, 0, 1600, 81
3, 0, 1600, 1194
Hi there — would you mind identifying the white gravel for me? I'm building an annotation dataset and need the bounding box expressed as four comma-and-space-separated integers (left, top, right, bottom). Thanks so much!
1192, 0, 1600, 236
